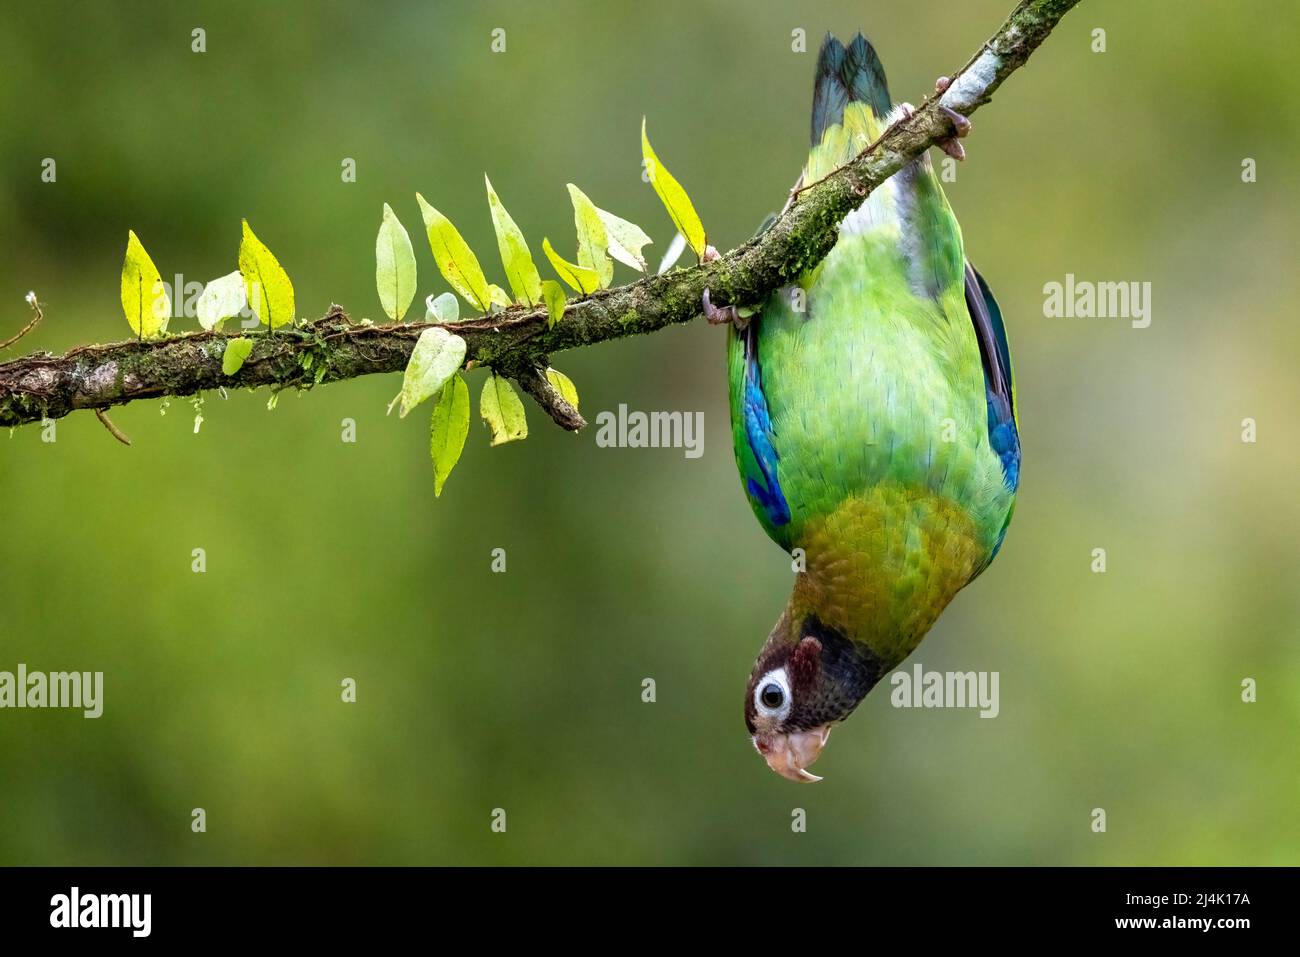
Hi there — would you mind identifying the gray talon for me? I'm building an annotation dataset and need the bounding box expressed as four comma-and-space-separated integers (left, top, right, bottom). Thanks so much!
940, 105, 971, 138
934, 102, 971, 161
940, 139, 966, 161
703, 288, 747, 329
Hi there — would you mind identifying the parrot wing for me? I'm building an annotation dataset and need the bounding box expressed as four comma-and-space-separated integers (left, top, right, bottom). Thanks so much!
728, 321, 793, 547
964, 263, 1020, 491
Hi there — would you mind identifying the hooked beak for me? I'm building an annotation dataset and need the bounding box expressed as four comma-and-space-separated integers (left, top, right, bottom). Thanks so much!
753, 725, 832, 782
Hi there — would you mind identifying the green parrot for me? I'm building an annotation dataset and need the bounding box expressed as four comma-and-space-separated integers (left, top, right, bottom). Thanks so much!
716, 33, 1020, 782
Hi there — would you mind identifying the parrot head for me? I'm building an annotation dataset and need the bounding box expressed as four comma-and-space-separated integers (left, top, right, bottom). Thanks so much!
744, 612, 882, 782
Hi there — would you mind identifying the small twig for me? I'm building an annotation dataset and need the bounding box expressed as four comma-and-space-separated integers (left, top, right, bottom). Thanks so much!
94, 409, 132, 446
1, 293, 44, 351
512, 363, 586, 432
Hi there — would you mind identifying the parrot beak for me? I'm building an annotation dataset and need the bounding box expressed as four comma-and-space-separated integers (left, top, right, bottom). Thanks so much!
753, 726, 832, 782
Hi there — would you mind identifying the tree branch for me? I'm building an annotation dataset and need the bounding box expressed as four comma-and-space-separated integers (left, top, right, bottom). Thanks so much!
510, 362, 587, 432
0, 0, 1079, 432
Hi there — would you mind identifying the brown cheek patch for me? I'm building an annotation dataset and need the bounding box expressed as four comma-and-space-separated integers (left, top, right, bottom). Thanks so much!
789, 636, 823, 693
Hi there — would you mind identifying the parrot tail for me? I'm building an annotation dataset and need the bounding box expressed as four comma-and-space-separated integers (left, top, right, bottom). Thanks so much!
810, 33, 892, 146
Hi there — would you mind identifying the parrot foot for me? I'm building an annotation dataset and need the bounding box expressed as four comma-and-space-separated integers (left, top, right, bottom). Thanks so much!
702, 288, 749, 330
701, 246, 752, 328
934, 76, 971, 161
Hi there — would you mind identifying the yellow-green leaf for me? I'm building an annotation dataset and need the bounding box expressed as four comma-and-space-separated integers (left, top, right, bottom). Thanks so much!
120, 230, 171, 338
430, 373, 470, 496
545, 367, 579, 412
641, 118, 706, 257
540, 280, 566, 329
485, 176, 542, 306
376, 202, 417, 322
488, 284, 512, 309
395, 327, 467, 418
222, 337, 254, 375
596, 207, 654, 273
542, 237, 600, 295
566, 184, 613, 289
238, 220, 295, 329
416, 193, 491, 312
479, 371, 527, 446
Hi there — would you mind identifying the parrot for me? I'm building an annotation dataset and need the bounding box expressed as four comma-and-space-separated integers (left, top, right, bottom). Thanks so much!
707, 33, 1020, 782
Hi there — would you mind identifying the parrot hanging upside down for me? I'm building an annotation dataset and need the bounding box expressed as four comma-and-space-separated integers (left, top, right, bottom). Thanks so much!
708, 33, 1021, 782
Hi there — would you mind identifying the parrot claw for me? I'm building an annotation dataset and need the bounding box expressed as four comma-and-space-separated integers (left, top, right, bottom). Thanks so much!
939, 105, 971, 139
703, 287, 749, 330
934, 75, 972, 161
936, 104, 971, 161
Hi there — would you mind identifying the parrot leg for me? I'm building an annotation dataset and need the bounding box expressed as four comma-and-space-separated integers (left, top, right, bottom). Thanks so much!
702, 287, 749, 330
933, 76, 971, 161
701, 246, 751, 329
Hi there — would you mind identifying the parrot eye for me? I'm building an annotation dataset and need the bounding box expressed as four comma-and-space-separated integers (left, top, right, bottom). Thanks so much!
753, 667, 792, 722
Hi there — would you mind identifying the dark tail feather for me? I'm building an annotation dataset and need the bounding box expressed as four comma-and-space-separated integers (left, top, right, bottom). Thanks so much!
810, 33, 892, 145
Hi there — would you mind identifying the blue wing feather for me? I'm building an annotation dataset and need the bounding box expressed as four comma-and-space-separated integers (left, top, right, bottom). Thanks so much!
738, 323, 791, 528
965, 263, 1020, 491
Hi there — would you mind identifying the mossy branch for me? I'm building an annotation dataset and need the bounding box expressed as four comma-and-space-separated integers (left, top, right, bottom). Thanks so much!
0, 0, 1079, 433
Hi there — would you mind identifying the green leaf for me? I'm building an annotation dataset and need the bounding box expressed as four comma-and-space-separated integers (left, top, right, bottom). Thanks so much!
540, 280, 566, 329
376, 202, 417, 322
485, 175, 542, 306
430, 373, 470, 497
596, 207, 654, 273
641, 118, 706, 257
545, 367, 579, 411
120, 230, 170, 338
425, 292, 460, 323
416, 193, 491, 312
238, 219, 295, 329
395, 327, 467, 418
222, 337, 254, 375
196, 271, 247, 331
566, 184, 613, 289
542, 237, 600, 295
479, 371, 527, 446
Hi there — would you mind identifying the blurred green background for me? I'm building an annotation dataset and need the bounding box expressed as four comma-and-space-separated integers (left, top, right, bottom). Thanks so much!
1, 0, 1296, 865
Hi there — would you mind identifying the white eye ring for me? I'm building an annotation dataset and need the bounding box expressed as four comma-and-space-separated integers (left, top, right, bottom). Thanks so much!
753, 667, 792, 721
